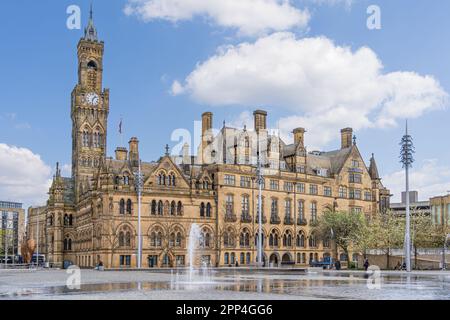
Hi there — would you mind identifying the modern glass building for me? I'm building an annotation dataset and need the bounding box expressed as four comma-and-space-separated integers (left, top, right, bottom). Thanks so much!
0, 201, 25, 256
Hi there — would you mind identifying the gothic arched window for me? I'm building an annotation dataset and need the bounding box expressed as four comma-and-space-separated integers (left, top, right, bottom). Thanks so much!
119, 199, 125, 215
158, 201, 163, 215
200, 202, 205, 217
177, 201, 183, 216
87, 60, 97, 70
151, 200, 157, 215
170, 201, 176, 216
126, 199, 132, 215
206, 203, 212, 218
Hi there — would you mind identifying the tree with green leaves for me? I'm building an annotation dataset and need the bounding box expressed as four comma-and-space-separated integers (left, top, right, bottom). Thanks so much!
409, 211, 434, 268
313, 210, 366, 266
356, 210, 404, 269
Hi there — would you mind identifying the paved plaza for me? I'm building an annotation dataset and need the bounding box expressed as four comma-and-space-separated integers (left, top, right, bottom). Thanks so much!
0, 268, 449, 300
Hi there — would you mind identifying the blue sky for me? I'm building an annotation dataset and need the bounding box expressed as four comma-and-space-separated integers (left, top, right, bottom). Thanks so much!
1, 0, 450, 206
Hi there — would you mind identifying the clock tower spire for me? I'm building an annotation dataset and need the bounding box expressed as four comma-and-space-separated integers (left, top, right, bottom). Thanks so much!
71, 7, 109, 201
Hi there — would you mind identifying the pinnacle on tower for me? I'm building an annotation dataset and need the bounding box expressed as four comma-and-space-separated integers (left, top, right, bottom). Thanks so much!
84, 3, 98, 41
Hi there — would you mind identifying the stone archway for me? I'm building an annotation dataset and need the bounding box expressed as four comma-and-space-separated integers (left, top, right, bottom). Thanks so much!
269, 253, 280, 267
281, 253, 293, 265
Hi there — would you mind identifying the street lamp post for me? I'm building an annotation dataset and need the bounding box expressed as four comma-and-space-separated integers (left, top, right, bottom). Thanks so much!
36, 214, 39, 268
135, 160, 143, 269
400, 121, 415, 272
256, 134, 264, 268
443, 234, 450, 271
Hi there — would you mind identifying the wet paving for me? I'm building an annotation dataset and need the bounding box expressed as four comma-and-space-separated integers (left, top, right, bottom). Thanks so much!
0, 269, 449, 300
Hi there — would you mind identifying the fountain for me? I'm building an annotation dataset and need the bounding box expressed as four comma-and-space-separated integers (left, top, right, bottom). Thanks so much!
184, 223, 215, 285
188, 223, 202, 282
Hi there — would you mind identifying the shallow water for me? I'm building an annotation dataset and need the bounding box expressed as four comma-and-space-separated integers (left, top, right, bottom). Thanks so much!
1, 270, 449, 300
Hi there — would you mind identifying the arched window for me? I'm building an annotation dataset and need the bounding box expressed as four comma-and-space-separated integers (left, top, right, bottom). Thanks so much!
269, 230, 279, 247
283, 231, 292, 247
115, 176, 120, 185
246, 253, 251, 265
119, 199, 125, 215
240, 228, 250, 247
119, 231, 125, 247
123, 176, 129, 185
151, 230, 163, 247
69, 215, 73, 226
150, 232, 156, 247
309, 233, 317, 248
206, 203, 212, 218
64, 214, 69, 226
172, 175, 176, 186
158, 201, 163, 215
205, 233, 210, 248
323, 235, 331, 248
200, 202, 205, 217
87, 60, 97, 70
224, 230, 235, 247
82, 130, 90, 147
296, 232, 305, 247
68, 239, 72, 251
125, 231, 131, 246
64, 239, 68, 250
200, 229, 211, 248
126, 199, 132, 215
151, 200, 157, 215
176, 232, 182, 247
170, 201, 176, 216
169, 233, 175, 247
224, 253, 229, 265
177, 201, 183, 216
255, 232, 265, 246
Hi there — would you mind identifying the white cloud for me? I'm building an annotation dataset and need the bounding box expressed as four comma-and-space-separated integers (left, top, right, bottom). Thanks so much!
124, 0, 310, 36
383, 159, 450, 202
0, 144, 52, 207
173, 33, 448, 149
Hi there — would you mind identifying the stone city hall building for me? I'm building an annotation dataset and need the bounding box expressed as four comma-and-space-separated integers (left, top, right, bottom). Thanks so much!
27, 13, 390, 269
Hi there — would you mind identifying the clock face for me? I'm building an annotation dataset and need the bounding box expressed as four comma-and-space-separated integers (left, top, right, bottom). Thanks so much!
85, 92, 100, 106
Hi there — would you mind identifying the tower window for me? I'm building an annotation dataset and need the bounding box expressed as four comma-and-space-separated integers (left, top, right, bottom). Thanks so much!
87, 60, 97, 70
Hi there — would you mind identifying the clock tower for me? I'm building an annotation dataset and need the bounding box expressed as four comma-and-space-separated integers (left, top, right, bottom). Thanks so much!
71, 7, 109, 201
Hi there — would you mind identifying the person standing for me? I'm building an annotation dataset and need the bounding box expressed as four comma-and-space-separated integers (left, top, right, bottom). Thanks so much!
364, 258, 370, 271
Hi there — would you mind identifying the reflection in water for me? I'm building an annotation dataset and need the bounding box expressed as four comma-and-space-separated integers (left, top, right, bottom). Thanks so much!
1, 270, 449, 300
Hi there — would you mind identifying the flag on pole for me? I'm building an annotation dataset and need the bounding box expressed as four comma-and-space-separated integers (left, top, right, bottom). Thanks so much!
119, 118, 123, 134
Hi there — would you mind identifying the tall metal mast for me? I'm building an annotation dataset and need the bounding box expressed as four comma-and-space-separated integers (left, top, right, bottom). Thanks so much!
400, 120, 415, 272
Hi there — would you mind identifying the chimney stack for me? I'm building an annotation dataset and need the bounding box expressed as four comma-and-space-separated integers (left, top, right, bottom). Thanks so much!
341, 128, 353, 149
293, 128, 306, 147
253, 110, 267, 132
128, 137, 139, 166
115, 147, 128, 161
202, 112, 213, 136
